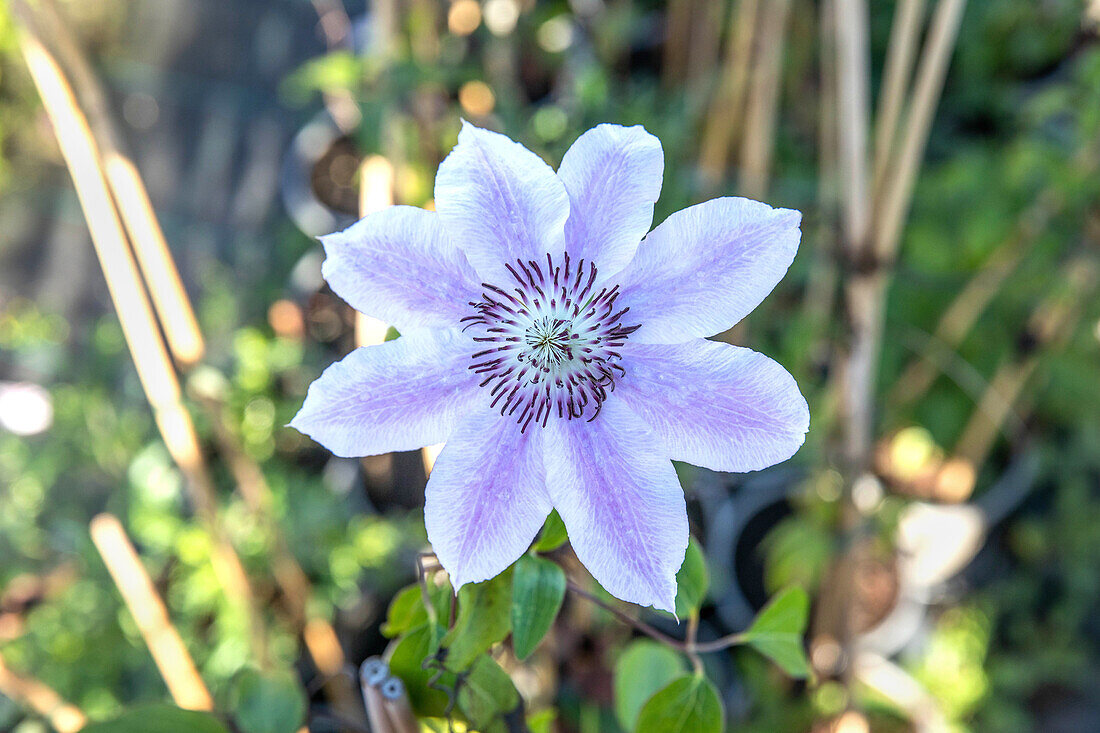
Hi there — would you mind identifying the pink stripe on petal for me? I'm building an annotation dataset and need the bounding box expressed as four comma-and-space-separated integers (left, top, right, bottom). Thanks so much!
618, 339, 809, 473
434, 122, 569, 285
320, 206, 481, 331
558, 124, 664, 283
543, 397, 687, 613
289, 329, 480, 458
616, 197, 801, 343
425, 406, 552, 590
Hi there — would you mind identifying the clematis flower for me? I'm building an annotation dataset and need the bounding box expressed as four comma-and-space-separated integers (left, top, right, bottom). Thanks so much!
291, 122, 809, 612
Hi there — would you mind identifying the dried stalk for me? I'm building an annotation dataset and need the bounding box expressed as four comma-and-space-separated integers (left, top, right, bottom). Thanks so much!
835, 0, 872, 260
0, 653, 86, 732
13, 8, 265, 662
888, 189, 1061, 406
889, 126, 1100, 405
871, 0, 927, 192
662, 0, 694, 88
698, 0, 761, 188
737, 0, 794, 200
797, 0, 841, 374
90, 513, 215, 710
32, 0, 205, 368
685, 0, 725, 90
871, 0, 968, 262
834, 0, 875, 466
954, 256, 1097, 468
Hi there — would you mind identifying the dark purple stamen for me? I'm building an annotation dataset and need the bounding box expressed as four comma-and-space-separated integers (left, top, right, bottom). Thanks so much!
464, 254, 640, 431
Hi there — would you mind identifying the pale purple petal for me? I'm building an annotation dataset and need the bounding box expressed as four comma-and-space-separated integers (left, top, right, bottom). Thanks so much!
543, 398, 687, 612
289, 329, 480, 457
618, 340, 809, 473
425, 406, 552, 590
319, 206, 481, 331
615, 197, 801, 343
434, 121, 569, 284
557, 124, 663, 281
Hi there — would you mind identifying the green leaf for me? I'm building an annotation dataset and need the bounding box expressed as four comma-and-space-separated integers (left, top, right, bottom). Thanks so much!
527, 709, 557, 733
81, 705, 229, 733
442, 569, 513, 671
230, 668, 307, 733
613, 640, 688, 731
457, 655, 521, 732
382, 584, 425, 637
510, 554, 566, 660
533, 510, 568, 552
389, 623, 456, 716
635, 674, 723, 733
382, 580, 452, 638
742, 586, 812, 678
674, 537, 709, 618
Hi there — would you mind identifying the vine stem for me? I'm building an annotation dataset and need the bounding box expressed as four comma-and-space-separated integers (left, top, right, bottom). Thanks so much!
417, 555, 750, 657
565, 581, 747, 655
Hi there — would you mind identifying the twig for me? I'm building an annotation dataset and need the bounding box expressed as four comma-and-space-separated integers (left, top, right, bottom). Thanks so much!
90, 514, 215, 711
564, 581, 748, 655
697, 0, 761, 189
32, 0, 205, 368
871, 0, 968, 262
871, 0, 927, 192
737, 0, 795, 200
685, 613, 703, 674
0, 653, 86, 732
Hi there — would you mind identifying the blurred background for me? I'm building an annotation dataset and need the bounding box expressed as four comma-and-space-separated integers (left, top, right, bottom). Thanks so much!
1, 0, 1100, 731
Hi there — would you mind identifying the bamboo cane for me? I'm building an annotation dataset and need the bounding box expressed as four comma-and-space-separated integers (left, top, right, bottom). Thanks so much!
13, 8, 265, 661
32, 0, 205, 369
90, 513, 215, 711
0, 653, 86, 733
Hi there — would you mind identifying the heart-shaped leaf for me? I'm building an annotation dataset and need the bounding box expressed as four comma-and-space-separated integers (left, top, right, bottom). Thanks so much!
742, 586, 811, 678
511, 554, 566, 660
635, 674, 723, 733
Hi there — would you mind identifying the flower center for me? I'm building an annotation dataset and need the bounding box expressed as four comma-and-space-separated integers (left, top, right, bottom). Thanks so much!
461, 253, 639, 431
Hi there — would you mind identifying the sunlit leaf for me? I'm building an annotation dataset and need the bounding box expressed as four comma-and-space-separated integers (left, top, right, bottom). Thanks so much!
382, 580, 452, 638
230, 668, 306, 733
742, 586, 811, 678
457, 655, 521, 732
81, 705, 229, 733
382, 584, 425, 638
635, 674, 723, 733
511, 554, 566, 660
533, 510, 568, 552
389, 623, 455, 716
613, 639, 688, 731
442, 569, 513, 671
674, 537, 709, 618
527, 708, 557, 733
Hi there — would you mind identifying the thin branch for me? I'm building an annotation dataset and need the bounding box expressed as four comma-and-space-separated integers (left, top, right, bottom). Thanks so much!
698, 0, 761, 189
565, 581, 748, 655
737, 0, 795, 200
0, 653, 86, 733
872, 0, 968, 262
872, 0, 927, 192
834, 0, 872, 258
567, 581, 688, 649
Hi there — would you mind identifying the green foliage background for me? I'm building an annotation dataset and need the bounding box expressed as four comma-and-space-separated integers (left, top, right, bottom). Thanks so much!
2, 1, 1100, 731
